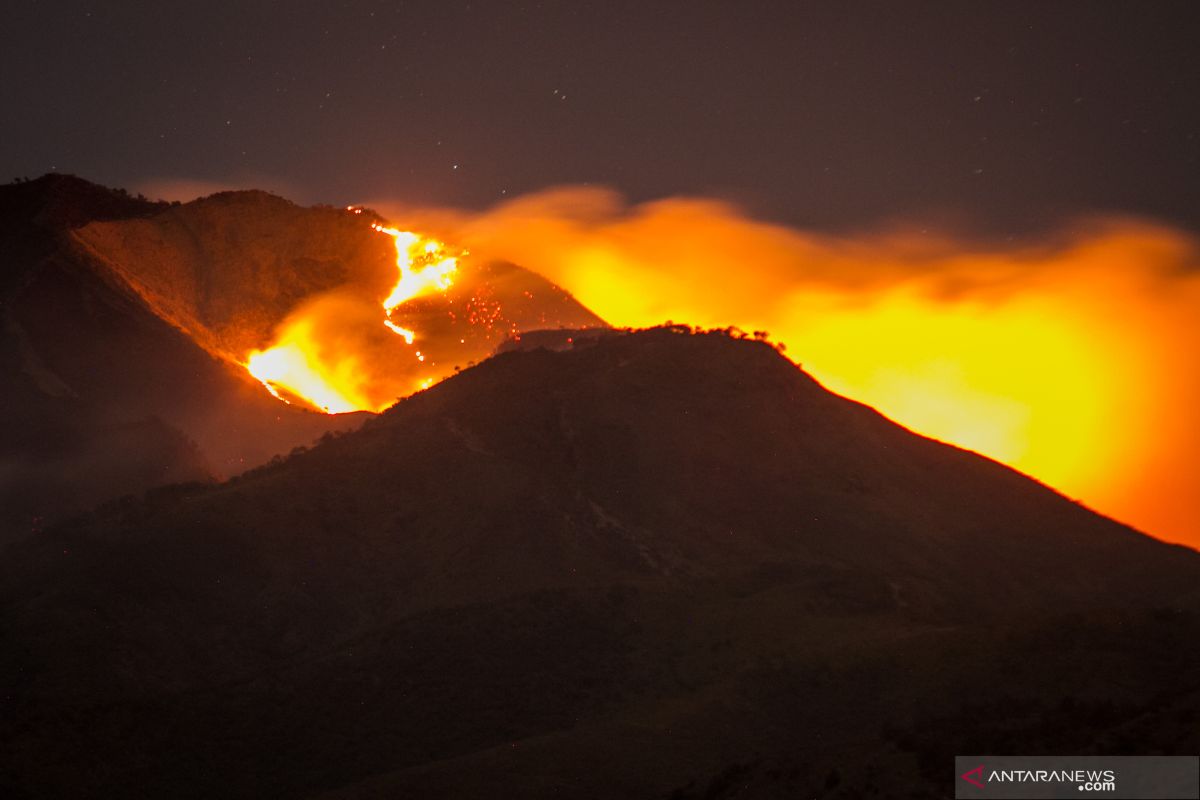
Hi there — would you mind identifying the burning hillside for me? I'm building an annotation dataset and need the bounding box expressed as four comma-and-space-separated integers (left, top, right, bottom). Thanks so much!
71, 193, 604, 415
0, 176, 601, 538
7, 174, 1200, 548
245, 220, 602, 412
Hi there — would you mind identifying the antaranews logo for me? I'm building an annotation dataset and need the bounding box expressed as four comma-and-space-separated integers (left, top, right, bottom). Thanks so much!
954, 756, 1198, 799
961, 764, 1115, 792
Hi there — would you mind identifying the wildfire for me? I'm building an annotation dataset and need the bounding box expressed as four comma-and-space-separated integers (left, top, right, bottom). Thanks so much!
245, 223, 461, 412
400, 187, 1200, 548
374, 225, 460, 318
246, 342, 361, 414
238, 188, 1200, 548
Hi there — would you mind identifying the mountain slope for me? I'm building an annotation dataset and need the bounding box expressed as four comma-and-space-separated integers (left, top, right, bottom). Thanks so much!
71, 195, 606, 369
0, 176, 365, 540
71, 188, 606, 409
69, 190, 397, 360
0, 175, 604, 540
1, 327, 1197, 798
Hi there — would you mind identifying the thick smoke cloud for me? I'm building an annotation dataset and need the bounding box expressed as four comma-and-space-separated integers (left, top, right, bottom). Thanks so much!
373, 188, 1200, 548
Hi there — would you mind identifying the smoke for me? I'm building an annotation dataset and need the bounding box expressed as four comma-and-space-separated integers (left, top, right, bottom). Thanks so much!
368, 187, 1200, 548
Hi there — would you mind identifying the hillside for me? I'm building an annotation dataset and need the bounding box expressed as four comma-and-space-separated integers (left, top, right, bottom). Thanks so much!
2, 328, 1197, 798
69, 191, 397, 360
71, 195, 604, 369
0, 175, 603, 541
0, 176, 366, 540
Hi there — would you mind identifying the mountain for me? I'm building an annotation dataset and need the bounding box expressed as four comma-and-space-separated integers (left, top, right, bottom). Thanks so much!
2, 327, 1197, 798
71, 189, 604, 369
0, 176, 366, 539
0, 175, 603, 541
69, 186, 605, 408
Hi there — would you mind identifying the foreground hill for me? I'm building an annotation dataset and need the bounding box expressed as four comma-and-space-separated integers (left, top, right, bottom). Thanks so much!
2, 328, 1197, 798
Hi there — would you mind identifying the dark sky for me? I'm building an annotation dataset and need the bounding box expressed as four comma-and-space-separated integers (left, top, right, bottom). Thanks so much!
3, 1, 1198, 233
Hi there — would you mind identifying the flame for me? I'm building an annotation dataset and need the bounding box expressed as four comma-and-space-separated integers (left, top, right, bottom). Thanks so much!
374, 224, 459, 320
383, 320, 416, 344
246, 318, 368, 414
244, 224, 460, 413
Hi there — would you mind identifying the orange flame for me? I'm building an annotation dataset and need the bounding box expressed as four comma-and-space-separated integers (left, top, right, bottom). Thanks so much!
246, 333, 364, 414
245, 224, 458, 412
374, 224, 460, 320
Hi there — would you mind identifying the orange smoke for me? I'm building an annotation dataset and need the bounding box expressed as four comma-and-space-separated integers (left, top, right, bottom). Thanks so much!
377, 188, 1200, 549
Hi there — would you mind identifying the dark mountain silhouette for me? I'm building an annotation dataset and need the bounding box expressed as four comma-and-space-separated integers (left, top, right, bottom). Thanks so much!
0, 175, 602, 541
2, 327, 1197, 799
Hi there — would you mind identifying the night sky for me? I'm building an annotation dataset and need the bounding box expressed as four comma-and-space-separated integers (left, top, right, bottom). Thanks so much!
3, 1, 1198, 233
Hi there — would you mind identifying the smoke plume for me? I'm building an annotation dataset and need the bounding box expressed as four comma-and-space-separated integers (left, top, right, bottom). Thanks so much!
371, 188, 1200, 548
